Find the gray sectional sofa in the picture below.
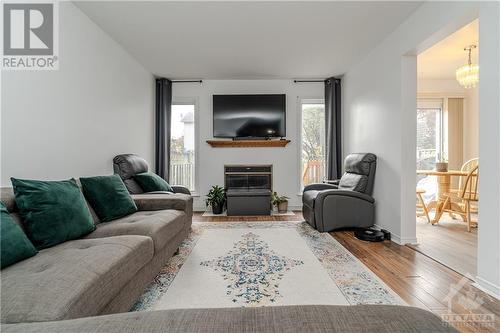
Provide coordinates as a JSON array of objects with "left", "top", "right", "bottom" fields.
[
  {"left": 0, "top": 188, "right": 193, "bottom": 324},
  {"left": 0, "top": 185, "right": 456, "bottom": 332},
  {"left": 1, "top": 304, "right": 457, "bottom": 332}
]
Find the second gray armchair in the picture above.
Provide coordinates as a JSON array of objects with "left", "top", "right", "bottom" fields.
[
  {"left": 302, "top": 153, "right": 377, "bottom": 232},
  {"left": 113, "top": 154, "right": 191, "bottom": 195}
]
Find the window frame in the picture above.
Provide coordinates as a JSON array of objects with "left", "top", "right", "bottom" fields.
[
  {"left": 297, "top": 97, "right": 326, "bottom": 195},
  {"left": 416, "top": 98, "right": 445, "bottom": 170},
  {"left": 171, "top": 97, "right": 199, "bottom": 196}
]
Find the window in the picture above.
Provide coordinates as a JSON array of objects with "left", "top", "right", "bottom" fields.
[
  {"left": 300, "top": 99, "right": 326, "bottom": 188},
  {"left": 416, "top": 99, "right": 444, "bottom": 172},
  {"left": 170, "top": 102, "right": 196, "bottom": 191}
]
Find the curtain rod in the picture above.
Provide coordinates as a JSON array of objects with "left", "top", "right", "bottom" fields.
[
  {"left": 293, "top": 79, "right": 324, "bottom": 83},
  {"left": 171, "top": 80, "right": 203, "bottom": 83}
]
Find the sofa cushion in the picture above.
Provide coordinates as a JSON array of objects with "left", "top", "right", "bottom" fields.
[
  {"left": 0, "top": 235, "right": 153, "bottom": 323},
  {"left": 3, "top": 186, "right": 101, "bottom": 225},
  {"left": 0, "top": 203, "right": 37, "bottom": 269},
  {"left": 132, "top": 193, "right": 192, "bottom": 213},
  {"left": 134, "top": 172, "right": 174, "bottom": 193},
  {"left": 85, "top": 210, "right": 186, "bottom": 253},
  {"left": 0, "top": 305, "right": 457, "bottom": 333},
  {"left": 80, "top": 175, "right": 137, "bottom": 222},
  {"left": 11, "top": 178, "right": 95, "bottom": 250},
  {"left": 302, "top": 190, "right": 320, "bottom": 208},
  {"left": 338, "top": 173, "right": 368, "bottom": 193}
]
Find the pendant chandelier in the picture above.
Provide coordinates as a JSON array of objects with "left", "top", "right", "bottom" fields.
[{"left": 456, "top": 45, "right": 479, "bottom": 89}]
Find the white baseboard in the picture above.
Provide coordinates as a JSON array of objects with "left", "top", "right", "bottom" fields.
[
  {"left": 391, "top": 235, "right": 418, "bottom": 245},
  {"left": 473, "top": 276, "right": 500, "bottom": 300},
  {"left": 373, "top": 224, "right": 417, "bottom": 245}
]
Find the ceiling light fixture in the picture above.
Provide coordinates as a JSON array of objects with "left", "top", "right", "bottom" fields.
[{"left": 456, "top": 45, "right": 479, "bottom": 89}]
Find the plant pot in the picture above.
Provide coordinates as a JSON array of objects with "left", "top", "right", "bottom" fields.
[
  {"left": 211, "top": 202, "right": 224, "bottom": 215},
  {"left": 435, "top": 162, "right": 448, "bottom": 172},
  {"left": 277, "top": 201, "right": 288, "bottom": 214}
]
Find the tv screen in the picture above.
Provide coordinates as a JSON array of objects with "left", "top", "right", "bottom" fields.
[{"left": 213, "top": 94, "right": 286, "bottom": 138}]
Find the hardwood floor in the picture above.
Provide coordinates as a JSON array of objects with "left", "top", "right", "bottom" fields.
[
  {"left": 332, "top": 231, "right": 498, "bottom": 333},
  {"left": 192, "top": 211, "right": 499, "bottom": 333},
  {"left": 409, "top": 216, "right": 477, "bottom": 276},
  {"left": 193, "top": 211, "right": 304, "bottom": 222}
]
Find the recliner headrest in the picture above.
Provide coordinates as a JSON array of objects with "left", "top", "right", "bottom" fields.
[
  {"left": 344, "top": 153, "right": 377, "bottom": 175},
  {"left": 113, "top": 154, "right": 149, "bottom": 180}
]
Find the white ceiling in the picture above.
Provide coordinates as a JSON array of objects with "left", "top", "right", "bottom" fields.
[
  {"left": 418, "top": 19, "right": 479, "bottom": 80},
  {"left": 74, "top": 1, "right": 422, "bottom": 79}
]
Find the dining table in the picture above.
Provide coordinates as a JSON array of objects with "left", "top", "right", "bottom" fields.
[{"left": 416, "top": 169, "right": 470, "bottom": 224}]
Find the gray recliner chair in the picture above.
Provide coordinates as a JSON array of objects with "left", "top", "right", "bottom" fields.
[
  {"left": 302, "top": 153, "right": 376, "bottom": 232},
  {"left": 113, "top": 154, "right": 191, "bottom": 195}
]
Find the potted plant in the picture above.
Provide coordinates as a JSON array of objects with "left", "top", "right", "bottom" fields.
[
  {"left": 206, "top": 185, "right": 226, "bottom": 214},
  {"left": 435, "top": 153, "right": 448, "bottom": 172},
  {"left": 271, "top": 192, "right": 290, "bottom": 213}
]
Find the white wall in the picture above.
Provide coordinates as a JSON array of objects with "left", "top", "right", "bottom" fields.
[
  {"left": 342, "top": 1, "right": 479, "bottom": 242},
  {"left": 476, "top": 1, "right": 500, "bottom": 299},
  {"left": 172, "top": 80, "right": 323, "bottom": 211},
  {"left": 418, "top": 78, "right": 468, "bottom": 93},
  {"left": 343, "top": 0, "right": 500, "bottom": 298},
  {"left": 1, "top": 2, "right": 154, "bottom": 185},
  {"left": 417, "top": 78, "right": 479, "bottom": 162}
]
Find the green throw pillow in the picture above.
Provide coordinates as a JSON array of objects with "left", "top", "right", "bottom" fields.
[
  {"left": 80, "top": 175, "right": 137, "bottom": 222},
  {"left": 1, "top": 202, "right": 37, "bottom": 269},
  {"left": 134, "top": 172, "right": 174, "bottom": 192},
  {"left": 11, "top": 178, "right": 95, "bottom": 250}
]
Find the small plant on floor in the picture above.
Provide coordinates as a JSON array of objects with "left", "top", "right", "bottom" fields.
[
  {"left": 271, "top": 192, "right": 290, "bottom": 213},
  {"left": 206, "top": 185, "right": 226, "bottom": 214}
]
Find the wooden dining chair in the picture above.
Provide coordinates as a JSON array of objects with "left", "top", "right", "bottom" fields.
[
  {"left": 457, "top": 158, "right": 479, "bottom": 213},
  {"left": 442, "top": 165, "right": 479, "bottom": 232},
  {"left": 416, "top": 189, "right": 431, "bottom": 223}
]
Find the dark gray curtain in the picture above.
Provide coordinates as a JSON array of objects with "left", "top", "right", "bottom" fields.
[
  {"left": 325, "top": 77, "right": 342, "bottom": 180},
  {"left": 155, "top": 78, "right": 172, "bottom": 180}
]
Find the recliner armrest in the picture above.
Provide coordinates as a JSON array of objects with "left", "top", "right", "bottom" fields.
[
  {"left": 316, "top": 189, "right": 375, "bottom": 203},
  {"left": 171, "top": 185, "right": 191, "bottom": 195},
  {"left": 131, "top": 193, "right": 193, "bottom": 216},
  {"left": 303, "top": 183, "right": 338, "bottom": 192},
  {"left": 323, "top": 179, "right": 340, "bottom": 186}
]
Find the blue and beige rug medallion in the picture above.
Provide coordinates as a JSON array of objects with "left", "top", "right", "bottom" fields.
[
  {"left": 200, "top": 232, "right": 303, "bottom": 305},
  {"left": 132, "top": 222, "right": 404, "bottom": 311}
]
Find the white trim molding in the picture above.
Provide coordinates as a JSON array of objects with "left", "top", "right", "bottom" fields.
[
  {"left": 473, "top": 276, "right": 500, "bottom": 301},
  {"left": 392, "top": 235, "right": 419, "bottom": 246},
  {"left": 374, "top": 224, "right": 418, "bottom": 245}
]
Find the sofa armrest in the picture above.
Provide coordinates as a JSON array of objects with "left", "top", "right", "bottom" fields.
[
  {"left": 316, "top": 190, "right": 375, "bottom": 203},
  {"left": 171, "top": 185, "right": 191, "bottom": 195},
  {"left": 303, "top": 183, "right": 338, "bottom": 192},
  {"left": 131, "top": 194, "right": 193, "bottom": 217}
]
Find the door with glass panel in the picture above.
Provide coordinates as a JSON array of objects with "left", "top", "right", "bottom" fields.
[
  {"left": 170, "top": 102, "right": 195, "bottom": 191},
  {"left": 300, "top": 99, "right": 326, "bottom": 188}
]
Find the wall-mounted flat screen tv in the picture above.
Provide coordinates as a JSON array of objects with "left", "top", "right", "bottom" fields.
[{"left": 213, "top": 94, "right": 286, "bottom": 138}]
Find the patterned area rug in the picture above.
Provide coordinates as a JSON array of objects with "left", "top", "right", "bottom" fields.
[{"left": 131, "top": 222, "right": 404, "bottom": 311}]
